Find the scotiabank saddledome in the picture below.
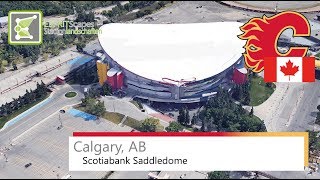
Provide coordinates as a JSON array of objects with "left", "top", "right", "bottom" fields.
[{"left": 97, "top": 22, "right": 247, "bottom": 103}]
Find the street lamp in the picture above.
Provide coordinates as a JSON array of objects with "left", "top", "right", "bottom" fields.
[
  {"left": 58, "top": 114, "right": 63, "bottom": 128},
  {"left": 58, "top": 110, "right": 65, "bottom": 130},
  {"left": 4, "top": 153, "right": 8, "bottom": 162}
]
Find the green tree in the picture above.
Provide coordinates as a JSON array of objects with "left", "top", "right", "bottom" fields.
[
  {"left": 191, "top": 114, "right": 197, "bottom": 125},
  {"left": 208, "top": 171, "right": 229, "bottom": 179},
  {"left": 249, "top": 106, "right": 254, "bottom": 117},
  {"left": 12, "top": 60, "right": 18, "bottom": 70},
  {"left": 308, "top": 131, "right": 320, "bottom": 151},
  {"left": 76, "top": 42, "right": 86, "bottom": 52},
  {"left": 316, "top": 112, "right": 320, "bottom": 125},
  {"left": 92, "top": 100, "right": 106, "bottom": 117},
  {"left": 177, "top": 108, "right": 186, "bottom": 125},
  {"left": 42, "top": 53, "right": 49, "bottom": 61},
  {"left": 243, "top": 94, "right": 250, "bottom": 105},
  {"left": 158, "top": 1, "right": 166, "bottom": 7},
  {"left": 201, "top": 119, "right": 205, "bottom": 132},
  {"left": 24, "top": 89, "right": 31, "bottom": 104},
  {"left": 30, "top": 54, "right": 38, "bottom": 64},
  {"left": 101, "top": 82, "right": 112, "bottom": 96},
  {"left": 185, "top": 108, "right": 190, "bottom": 125},
  {"left": 82, "top": 97, "right": 105, "bottom": 117},
  {"left": 140, "top": 118, "right": 160, "bottom": 132},
  {"left": 0, "top": 60, "right": 4, "bottom": 74},
  {"left": 266, "top": 82, "right": 273, "bottom": 88},
  {"left": 165, "top": 121, "right": 184, "bottom": 132},
  {"left": 232, "top": 85, "right": 240, "bottom": 101}
]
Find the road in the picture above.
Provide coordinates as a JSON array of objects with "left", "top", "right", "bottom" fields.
[
  {"left": 0, "top": 84, "right": 84, "bottom": 146},
  {"left": 287, "top": 81, "right": 320, "bottom": 132},
  {"left": 254, "top": 80, "right": 320, "bottom": 132}
]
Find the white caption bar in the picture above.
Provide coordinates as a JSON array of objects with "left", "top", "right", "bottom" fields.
[{"left": 69, "top": 134, "right": 306, "bottom": 171}]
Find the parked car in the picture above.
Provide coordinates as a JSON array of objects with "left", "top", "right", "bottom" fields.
[{"left": 25, "top": 163, "right": 32, "bottom": 168}]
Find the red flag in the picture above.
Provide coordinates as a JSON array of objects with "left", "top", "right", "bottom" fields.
[{"left": 264, "top": 57, "right": 315, "bottom": 82}]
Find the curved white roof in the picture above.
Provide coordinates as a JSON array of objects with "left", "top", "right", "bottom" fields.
[{"left": 98, "top": 22, "right": 245, "bottom": 82}]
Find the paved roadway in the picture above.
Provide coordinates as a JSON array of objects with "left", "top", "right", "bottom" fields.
[
  {"left": 0, "top": 84, "right": 135, "bottom": 179},
  {"left": 287, "top": 81, "right": 320, "bottom": 132},
  {"left": 0, "top": 84, "right": 84, "bottom": 146}
]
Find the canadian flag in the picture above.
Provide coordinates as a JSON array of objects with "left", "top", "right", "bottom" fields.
[{"left": 264, "top": 57, "right": 315, "bottom": 82}]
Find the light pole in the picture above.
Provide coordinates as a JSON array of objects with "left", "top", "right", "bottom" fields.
[
  {"left": 4, "top": 153, "right": 8, "bottom": 162},
  {"left": 58, "top": 110, "right": 65, "bottom": 130},
  {"left": 59, "top": 114, "right": 63, "bottom": 128}
]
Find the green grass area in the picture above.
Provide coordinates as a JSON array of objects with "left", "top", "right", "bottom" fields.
[
  {"left": 249, "top": 76, "right": 275, "bottom": 106},
  {"left": 75, "top": 105, "right": 125, "bottom": 125},
  {"left": 155, "top": 124, "right": 165, "bottom": 132},
  {"left": 102, "top": 111, "right": 125, "bottom": 125},
  {"left": 65, "top": 91, "right": 77, "bottom": 98},
  {"left": 123, "top": 116, "right": 142, "bottom": 130},
  {"left": 123, "top": 116, "right": 164, "bottom": 132},
  {"left": 0, "top": 94, "right": 50, "bottom": 128}
]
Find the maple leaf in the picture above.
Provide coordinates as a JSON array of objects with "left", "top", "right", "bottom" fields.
[{"left": 280, "top": 60, "right": 299, "bottom": 81}]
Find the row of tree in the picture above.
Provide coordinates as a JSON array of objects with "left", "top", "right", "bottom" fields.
[
  {"left": 0, "top": 1, "right": 115, "bottom": 17},
  {"left": 0, "top": 81, "right": 48, "bottom": 117},
  {"left": 102, "top": 1, "right": 170, "bottom": 20},
  {"left": 78, "top": 82, "right": 113, "bottom": 117},
  {"left": 199, "top": 88, "right": 266, "bottom": 132},
  {"left": 80, "top": 97, "right": 106, "bottom": 117},
  {"left": 103, "top": 1, "right": 155, "bottom": 18},
  {"left": 231, "top": 82, "right": 250, "bottom": 105},
  {"left": 309, "top": 131, "right": 320, "bottom": 151}
]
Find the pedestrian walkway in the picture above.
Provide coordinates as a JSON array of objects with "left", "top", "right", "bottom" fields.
[{"left": 67, "top": 108, "right": 97, "bottom": 121}]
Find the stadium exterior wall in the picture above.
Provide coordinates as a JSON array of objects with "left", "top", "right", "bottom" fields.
[{"left": 99, "top": 50, "right": 245, "bottom": 103}]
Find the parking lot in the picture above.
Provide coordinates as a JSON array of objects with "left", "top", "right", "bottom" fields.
[{"left": 0, "top": 109, "right": 131, "bottom": 179}]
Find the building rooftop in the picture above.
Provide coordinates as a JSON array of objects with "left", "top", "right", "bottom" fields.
[{"left": 98, "top": 22, "right": 245, "bottom": 83}]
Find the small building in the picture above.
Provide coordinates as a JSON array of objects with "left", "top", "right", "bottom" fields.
[
  {"left": 56, "top": 75, "right": 66, "bottom": 85},
  {"left": 232, "top": 67, "right": 247, "bottom": 84},
  {"left": 107, "top": 68, "right": 124, "bottom": 90}
]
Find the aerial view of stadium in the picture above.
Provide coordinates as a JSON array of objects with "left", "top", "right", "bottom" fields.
[
  {"left": 0, "top": 1, "right": 319, "bottom": 179},
  {"left": 97, "top": 22, "right": 247, "bottom": 103}
]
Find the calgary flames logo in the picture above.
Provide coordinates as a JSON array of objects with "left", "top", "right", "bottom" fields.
[{"left": 238, "top": 11, "right": 311, "bottom": 72}]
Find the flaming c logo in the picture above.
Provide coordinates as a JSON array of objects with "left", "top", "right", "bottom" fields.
[{"left": 238, "top": 11, "right": 311, "bottom": 72}]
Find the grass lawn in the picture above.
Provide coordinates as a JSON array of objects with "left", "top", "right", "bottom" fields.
[
  {"left": 0, "top": 94, "right": 50, "bottom": 128},
  {"left": 249, "top": 76, "right": 275, "bottom": 106},
  {"left": 102, "top": 111, "right": 125, "bottom": 125},
  {"left": 122, "top": 117, "right": 165, "bottom": 132},
  {"left": 123, "top": 116, "right": 142, "bottom": 130},
  {"left": 65, "top": 91, "right": 77, "bottom": 98},
  {"left": 155, "top": 124, "right": 165, "bottom": 132},
  {"left": 75, "top": 105, "right": 125, "bottom": 125}
]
